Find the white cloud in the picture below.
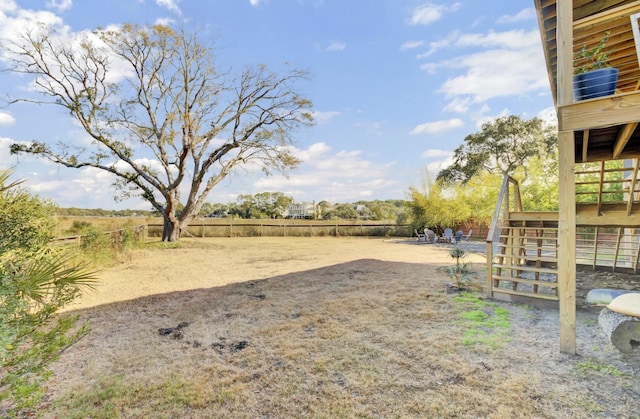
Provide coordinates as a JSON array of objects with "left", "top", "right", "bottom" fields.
[
  {"left": 455, "top": 29, "right": 538, "bottom": 50},
  {"left": 427, "top": 30, "right": 548, "bottom": 106},
  {"left": 419, "top": 61, "right": 442, "bottom": 74},
  {"left": 290, "top": 142, "right": 332, "bottom": 161},
  {"left": 409, "top": 2, "right": 460, "bottom": 26},
  {"left": 421, "top": 149, "right": 454, "bottom": 159},
  {"left": 0, "top": 137, "right": 16, "bottom": 164},
  {"left": 154, "top": 17, "right": 175, "bottom": 26},
  {"left": 537, "top": 106, "right": 558, "bottom": 127},
  {"left": 410, "top": 118, "right": 463, "bottom": 135},
  {"left": 46, "top": 0, "right": 72, "bottom": 12},
  {"left": 426, "top": 157, "right": 453, "bottom": 175},
  {"left": 353, "top": 120, "right": 384, "bottom": 135},
  {"left": 497, "top": 8, "right": 535, "bottom": 24},
  {"left": 440, "top": 49, "right": 547, "bottom": 103},
  {"left": 0, "top": 1, "right": 18, "bottom": 13},
  {"left": 400, "top": 40, "right": 424, "bottom": 51},
  {"left": 416, "top": 31, "right": 460, "bottom": 59},
  {"left": 0, "top": 4, "right": 67, "bottom": 48},
  {"left": 155, "top": 0, "right": 181, "bottom": 14},
  {"left": 18, "top": 166, "right": 115, "bottom": 208},
  {"left": 443, "top": 98, "right": 471, "bottom": 114},
  {"left": 253, "top": 142, "right": 397, "bottom": 202},
  {"left": 0, "top": 112, "right": 15, "bottom": 125},
  {"left": 311, "top": 110, "right": 340, "bottom": 125},
  {"left": 249, "top": 0, "right": 261, "bottom": 6},
  {"left": 325, "top": 41, "right": 346, "bottom": 52}
]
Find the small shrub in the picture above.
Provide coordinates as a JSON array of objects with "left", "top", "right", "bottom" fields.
[
  {"left": 69, "top": 220, "right": 92, "bottom": 233},
  {"left": 79, "top": 226, "right": 113, "bottom": 265},
  {"left": 441, "top": 247, "right": 474, "bottom": 290}
]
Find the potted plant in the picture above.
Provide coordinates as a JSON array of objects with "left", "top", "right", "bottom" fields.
[{"left": 573, "top": 31, "right": 619, "bottom": 101}]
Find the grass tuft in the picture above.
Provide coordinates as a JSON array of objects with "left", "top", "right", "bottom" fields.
[{"left": 453, "top": 292, "right": 511, "bottom": 349}]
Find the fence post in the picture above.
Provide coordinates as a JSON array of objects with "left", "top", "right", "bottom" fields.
[{"left": 486, "top": 241, "right": 493, "bottom": 298}]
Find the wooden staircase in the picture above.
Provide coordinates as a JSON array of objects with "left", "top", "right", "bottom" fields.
[
  {"left": 486, "top": 162, "right": 640, "bottom": 303},
  {"left": 490, "top": 215, "right": 560, "bottom": 302}
]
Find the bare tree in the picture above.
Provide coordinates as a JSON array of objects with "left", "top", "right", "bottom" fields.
[{"left": 6, "top": 24, "right": 313, "bottom": 241}]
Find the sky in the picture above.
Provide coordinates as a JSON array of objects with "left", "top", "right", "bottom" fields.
[{"left": 0, "top": 0, "right": 555, "bottom": 210}]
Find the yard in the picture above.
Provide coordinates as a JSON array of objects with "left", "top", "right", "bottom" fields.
[{"left": 41, "top": 237, "right": 639, "bottom": 418}]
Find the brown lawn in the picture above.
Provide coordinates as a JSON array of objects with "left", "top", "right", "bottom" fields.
[{"left": 41, "top": 237, "right": 640, "bottom": 418}]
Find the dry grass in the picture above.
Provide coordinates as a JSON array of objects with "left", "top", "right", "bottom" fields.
[{"left": 40, "top": 238, "right": 639, "bottom": 418}]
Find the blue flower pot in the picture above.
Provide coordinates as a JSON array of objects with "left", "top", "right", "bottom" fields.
[{"left": 573, "top": 67, "right": 619, "bottom": 101}]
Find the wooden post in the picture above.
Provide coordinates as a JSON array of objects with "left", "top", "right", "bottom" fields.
[
  {"left": 593, "top": 226, "right": 600, "bottom": 269},
  {"left": 613, "top": 227, "right": 623, "bottom": 272},
  {"left": 558, "top": 132, "right": 577, "bottom": 354},
  {"left": 557, "top": 0, "right": 577, "bottom": 355},
  {"left": 486, "top": 241, "right": 493, "bottom": 298}
]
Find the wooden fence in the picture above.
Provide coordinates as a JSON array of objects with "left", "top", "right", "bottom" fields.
[
  {"left": 146, "top": 222, "right": 407, "bottom": 238},
  {"left": 50, "top": 224, "right": 146, "bottom": 247}
]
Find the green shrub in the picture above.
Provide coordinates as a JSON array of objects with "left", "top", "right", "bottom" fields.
[
  {"left": 0, "top": 171, "right": 95, "bottom": 416},
  {"left": 441, "top": 247, "right": 474, "bottom": 289},
  {"left": 69, "top": 220, "right": 92, "bottom": 233}
]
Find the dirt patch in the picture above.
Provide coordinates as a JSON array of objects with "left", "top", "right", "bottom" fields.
[{"left": 41, "top": 237, "right": 640, "bottom": 418}]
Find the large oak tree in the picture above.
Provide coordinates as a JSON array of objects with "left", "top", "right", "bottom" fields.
[
  {"left": 7, "top": 24, "right": 313, "bottom": 241},
  {"left": 436, "top": 115, "right": 556, "bottom": 185}
]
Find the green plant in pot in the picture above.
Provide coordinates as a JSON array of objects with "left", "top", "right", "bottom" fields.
[{"left": 573, "top": 31, "right": 619, "bottom": 101}]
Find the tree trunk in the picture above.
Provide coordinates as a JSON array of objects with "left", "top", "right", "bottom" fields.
[{"left": 162, "top": 219, "right": 181, "bottom": 242}]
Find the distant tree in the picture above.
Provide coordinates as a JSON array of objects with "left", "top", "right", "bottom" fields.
[
  {"left": 454, "top": 172, "right": 503, "bottom": 227},
  {"left": 231, "top": 195, "right": 262, "bottom": 219},
  {"left": 356, "top": 200, "right": 405, "bottom": 221},
  {"left": 198, "top": 202, "right": 217, "bottom": 217},
  {"left": 0, "top": 172, "right": 95, "bottom": 416},
  {"left": 437, "top": 116, "right": 556, "bottom": 184},
  {"left": 207, "top": 203, "right": 230, "bottom": 218},
  {"left": 409, "top": 151, "right": 561, "bottom": 237},
  {"left": 317, "top": 200, "right": 331, "bottom": 218},
  {"left": 328, "top": 203, "right": 359, "bottom": 219},
  {"left": 7, "top": 24, "right": 313, "bottom": 241},
  {"left": 407, "top": 176, "right": 468, "bottom": 234},
  {"left": 253, "top": 192, "right": 293, "bottom": 218},
  {"left": 518, "top": 152, "right": 560, "bottom": 211}
]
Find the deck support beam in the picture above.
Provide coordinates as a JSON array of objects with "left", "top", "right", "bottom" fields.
[
  {"left": 558, "top": 131, "right": 577, "bottom": 355},
  {"left": 557, "top": 0, "right": 576, "bottom": 355}
]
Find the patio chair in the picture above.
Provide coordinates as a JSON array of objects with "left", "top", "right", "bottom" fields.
[
  {"left": 462, "top": 229, "right": 473, "bottom": 242},
  {"left": 424, "top": 229, "right": 437, "bottom": 244},
  {"left": 442, "top": 228, "right": 454, "bottom": 243},
  {"left": 454, "top": 230, "right": 463, "bottom": 243}
]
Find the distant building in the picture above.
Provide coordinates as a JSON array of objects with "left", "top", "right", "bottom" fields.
[{"left": 286, "top": 201, "right": 317, "bottom": 219}]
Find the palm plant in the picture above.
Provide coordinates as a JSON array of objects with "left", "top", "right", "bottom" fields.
[{"left": 0, "top": 171, "right": 96, "bottom": 416}]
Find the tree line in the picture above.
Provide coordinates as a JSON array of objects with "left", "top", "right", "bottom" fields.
[{"left": 56, "top": 195, "right": 408, "bottom": 221}]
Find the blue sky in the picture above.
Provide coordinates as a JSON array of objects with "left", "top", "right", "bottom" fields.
[{"left": 0, "top": 0, "right": 555, "bottom": 210}]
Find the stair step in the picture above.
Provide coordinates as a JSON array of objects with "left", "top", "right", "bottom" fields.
[
  {"left": 492, "top": 275, "right": 558, "bottom": 288},
  {"left": 494, "top": 256, "right": 558, "bottom": 264},
  {"left": 491, "top": 288, "right": 559, "bottom": 301},
  {"left": 492, "top": 264, "right": 558, "bottom": 275}
]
